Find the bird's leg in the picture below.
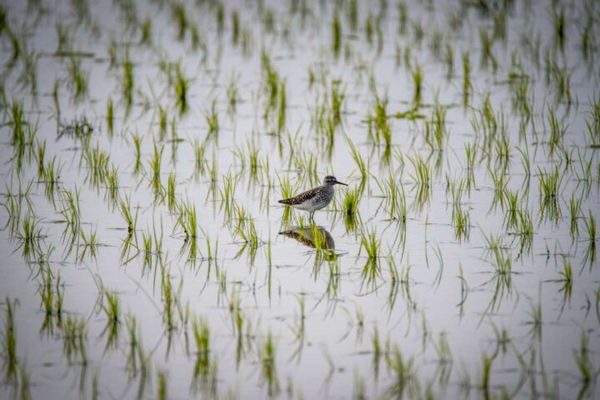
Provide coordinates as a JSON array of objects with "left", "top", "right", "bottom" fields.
[{"left": 309, "top": 212, "right": 315, "bottom": 223}]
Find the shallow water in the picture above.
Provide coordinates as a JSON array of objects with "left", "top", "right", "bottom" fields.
[{"left": 1, "top": 0, "right": 599, "bottom": 399}]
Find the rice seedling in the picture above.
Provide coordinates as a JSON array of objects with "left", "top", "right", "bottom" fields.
[
  {"left": 479, "top": 28, "right": 497, "bottom": 70},
  {"left": 464, "top": 142, "right": 476, "bottom": 192},
  {"left": 555, "top": 260, "right": 573, "bottom": 303},
  {"left": 368, "top": 95, "right": 392, "bottom": 154},
  {"left": 538, "top": 166, "right": 562, "bottom": 223},
  {"left": 424, "top": 101, "right": 447, "bottom": 150},
  {"left": 105, "top": 165, "right": 119, "bottom": 207},
  {"left": 59, "top": 187, "right": 81, "bottom": 244},
  {"left": 226, "top": 73, "right": 239, "bottom": 114},
  {"left": 83, "top": 143, "right": 110, "bottom": 189},
  {"left": 547, "top": 108, "right": 566, "bottom": 157},
  {"left": 583, "top": 210, "right": 597, "bottom": 267},
  {"left": 105, "top": 97, "right": 114, "bottom": 135},
  {"left": 176, "top": 201, "right": 198, "bottom": 240},
  {"left": 131, "top": 132, "right": 142, "bottom": 174},
  {"left": 34, "top": 139, "right": 46, "bottom": 179},
  {"left": 219, "top": 171, "right": 237, "bottom": 222},
  {"left": 101, "top": 290, "right": 120, "bottom": 350},
  {"left": 346, "top": 136, "right": 368, "bottom": 187},
  {"left": 408, "top": 154, "right": 431, "bottom": 209},
  {"left": 157, "top": 106, "right": 168, "bottom": 140},
  {"left": 277, "top": 79, "right": 287, "bottom": 134},
  {"left": 39, "top": 269, "right": 64, "bottom": 334},
  {"left": 483, "top": 233, "right": 512, "bottom": 277},
  {"left": 17, "top": 214, "right": 43, "bottom": 259},
  {"left": 233, "top": 205, "right": 260, "bottom": 261},
  {"left": 122, "top": 51, "right": 134, "bottom": 115},
  {"left": 167, "top": 172, "right": 176, "bottom": 212},
  {"left": 79, "top": 228, "right": 99, "bottom": 260},
  {"left": 174, "top": 63, "right": 190, "bottom": 115},
  {"left": 149, "top": 143, "right": 165, "bottom": 199},
  {"left": 583, "top": 209, "right": 596, "bottom": 242},
  {"left": 139, "top": 18, "right": 152, "bottom": 46},
  {"left": 360, "top": 229, "right": 382, "bottom": 286},
  {"left": 205, "top": 100, "right": 219, "bottom": 138},
  {"left": 66, "top": 57, "right": 88, "bottom": 103},
  {"left": 453, "top": 202, "right": 470, "bottom": 242},
  {"left": 342, "top": 187, "right": 361, "bottom": 230},
  {"left": 488, "top": 164, "right": 508, "bottom": 211},
  {"left": 568, "top": 195, "right": 581, "bottom": 238}
]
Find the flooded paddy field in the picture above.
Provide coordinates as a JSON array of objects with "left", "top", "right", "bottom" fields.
[{"left": 0, "top": 0, "right": 599, "bottom": 398}]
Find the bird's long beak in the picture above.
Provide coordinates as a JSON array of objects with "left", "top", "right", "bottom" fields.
[{"left": 335, "top": 180, "right": 348, "bottom": 186}]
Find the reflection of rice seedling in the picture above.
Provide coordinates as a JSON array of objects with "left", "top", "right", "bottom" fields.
[
  {"left": 385, "top": 345, "right": 415, "bottom": 398},
  {"left": 573, "top": 332, "right": 593, "bottom": 389},
  {"left": 192, "top": 317, "right": 214, "bottom": 387},
  {"left": 260, "top": 331, "right": 279, "bottom": 397},
  {"left": 2, "top": 298, "right": 19, "bottom": 382},
  {"left": 462, "top": 52, "right": 471, "bottom": 106},
  {"left": 480, "top": 353, "right": 494, "bottom": 398},
  {"left": 411, "top": 64, "right": 422, "bottom": 107},
  {"left": 157, "top": 370, "right": 167, "bottom": 400},
  {"left": 62, "top": 316, "right": 87, "bottom": 364},
  {"left": 122, "top": 52, "right": 134, "bottom": 114},
  {"left": 332, "top": 13, "right": 341, "bottom": 58},
  {"left": 227, "top": 74, "right": 239, "bottom": 113}
]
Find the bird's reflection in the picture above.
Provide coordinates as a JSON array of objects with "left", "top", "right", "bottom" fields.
[{"left": 279, "top": 225, "right": 335, "bottom": 251}]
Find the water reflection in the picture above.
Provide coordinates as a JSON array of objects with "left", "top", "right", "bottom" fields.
[{"left": 279, "top": 225, "right": 335, "bottom": 251}]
